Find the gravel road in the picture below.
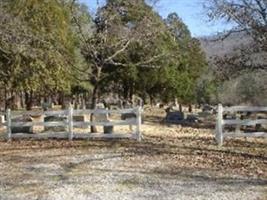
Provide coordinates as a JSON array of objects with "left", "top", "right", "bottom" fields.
[{"left": 0, "top": 130, "right": 266, "bottom": 200}]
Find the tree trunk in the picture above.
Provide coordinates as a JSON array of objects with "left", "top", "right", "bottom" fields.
[
  {"left": 179, "top": 104, "right": 183, "bottom": 112},
  {"left": 20, "top": 92, "right": 25, "bottom": 109},
  {"left": 188, "top": 104, "right": 192, "bottom": 113},
  {"left": 123, "top": 82, "right": 129, "bottom": 100},
  {"left": 81, "top": 94, "right": 86, "bottom": 109},
  {"left": 25, "top": 91, "right": 33, "bottom": 110},
  {"left": 59, "top": 92, "right": 66, "bottom": 109},
  {"left": 141, "top": 94, "right": 146, "bottom": 105},
  {"left": 149, "top": 95, "right": 154, "bottom": 106},
  {"left": 90, "top": 66, "right": 103, "bottom": 133},
  {"left": 129, "top": 83, "right": 134, "bottom": 103},
  {"left": 13, "top": 92, "right": 21, "bottom": 109},
  {"left": 74, "top": 94, "right": 79, "bottom": 109},
  {"left": 4, "top": 88, "right": 8, "bottom": 110},
  {"left": 90, "top": 84, "right": 98, "bottom": 133}
]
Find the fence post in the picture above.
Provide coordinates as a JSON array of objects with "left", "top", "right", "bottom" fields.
[
  {"left": 68, "top": 106, "right": 73, "bottom": 141},
  {"left": 235, "top": 113, "right": 241, "bottom": 134},
  {"left": 216, "top": 104, "right": 223, "bottom": 146},
  {"left": 6, "top": 109, "right": 12, "bottom": 141},
  {"left": 136, "top": 106, "right": 142, "bottom": 141}
]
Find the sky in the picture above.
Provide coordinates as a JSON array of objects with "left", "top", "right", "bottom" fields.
[{"left": 79, "top": 0, "right": 233, "bottom": 37}]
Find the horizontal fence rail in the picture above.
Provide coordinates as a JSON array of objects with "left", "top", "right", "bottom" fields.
[
  {"left": 10, "top": 121, "right": 66, "bottom": 127},
  {"left": 1, "top": 107, "right": 142, "bottom": 141},
  {"left": 223, "top": 106, "right": 267, "bottom": 112},
  {"left": 215, "top": 104, "right": 267, "bottom": 145}
]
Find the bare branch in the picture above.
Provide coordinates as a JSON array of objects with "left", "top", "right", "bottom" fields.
[{"left": 104, "top": 39, "right": 132, "bottom": 63}]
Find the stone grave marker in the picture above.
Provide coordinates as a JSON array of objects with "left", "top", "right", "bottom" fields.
[
  {"left": 94, "top": 109, "right": 113, "bottom": 134},
  {"left": 165, "top": 111, "right": 184, "bottom": 124}
]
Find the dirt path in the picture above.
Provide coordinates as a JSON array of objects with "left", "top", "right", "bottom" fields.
[{"left": 0, "top": 120, "right": 266, "bottom": 200}]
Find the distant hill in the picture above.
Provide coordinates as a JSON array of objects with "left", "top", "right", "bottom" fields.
[
  {"left": 199, "top": 32, "right": 267, "bottom": 67},
  {"left": 199, "top": 32, "right": 252, "bottom": 58}
]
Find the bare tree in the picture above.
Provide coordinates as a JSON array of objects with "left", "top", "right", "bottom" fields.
[
  {"left": 203, "top": 0, "right": 267, "bottom": 105},
  {"left": 204, "top": 0, "right": 267, "bottom": 50}
]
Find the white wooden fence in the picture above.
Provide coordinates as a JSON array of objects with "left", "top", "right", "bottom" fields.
[
  {"left": 216, "top": 104, "right": 267, "bottom": 145},
  {"left": 1, "top": 107, "right": 142, "bottom": 141}
]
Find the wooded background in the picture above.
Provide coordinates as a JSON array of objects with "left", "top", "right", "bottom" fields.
[{"left": 0, "top": 0, "right": 266, "bottom": 110}]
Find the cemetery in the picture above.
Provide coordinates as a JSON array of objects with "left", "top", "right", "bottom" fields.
[
  {"left": 0, "top": 103, "right": 266, "bottom": 200},
  {"left": 0, "top": 0, "right": 266, "bottom": 199}
]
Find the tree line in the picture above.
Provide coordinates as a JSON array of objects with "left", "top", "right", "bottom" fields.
[
  {"left": 0, "top": 0, "right": 207, "bottom": 110},
  {"left": 2, "top": 0, "right": 265, "bottom": 110}
]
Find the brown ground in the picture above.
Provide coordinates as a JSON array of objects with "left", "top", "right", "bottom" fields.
[{"left": 0, "top": 107, "right": 266, "bottom": 200}]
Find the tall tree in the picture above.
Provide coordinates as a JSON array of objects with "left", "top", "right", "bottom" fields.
[
  {"left": 0, "top": 0, "right": 76, "bottom": 109},
  {"left": 73, "top": 0, "right": 175, "bottom": 106},
  {"left": 165, "top": 12, "right": 207, "bottom": 105}
]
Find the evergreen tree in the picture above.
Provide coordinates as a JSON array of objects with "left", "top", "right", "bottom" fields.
[
  {"left": 0, "top": 0, "right": 77, "bottom": 109},
  {"left": 165, "top": 12, "right": 207, "bottom": 105}
]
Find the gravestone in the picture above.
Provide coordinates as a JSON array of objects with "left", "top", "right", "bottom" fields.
[
  {"left": 121, "top": 113, "right": 136, "bottom": 120},
  {"left": 73, "top": 115, "right": 90, "bottom": 129},
  {"left": 118, "top": 100, "right": 123, "bottom": 109},
  {"left": 122, "top": 100, "right": 132, "bottom": 109},
  {"left": 30, "top": 114, "right": 45, "bottom": 133},
  {"left": 256, "top": 113, "right": 267, "bottom": 130},
  {"left": 121, "top": 112, "right": 137, "bottom": 131},
  {"left": 96, "top": 103, "right": 105, "bottom": 109},
  {"left": 202, "top": 104, "right": 215, "bottom": 114},
  {"left": 103, "top": 125, "right": 113, "bottom": 134},
  {"left": 42, "top": 102, "right": 52, "bottom": 111},
  {"left": 11, "top": 116, "right": 32, "bottom": 133},
  {"left": 94, "top": 110, "right": 113, "bottom": 134},
  {"left": 11, "top": 114, "right": 44, "bottom": 134},
  {"left": 44, "top": 115, "right": 67, "bottom": 132},
  {"left": 165, "top": 111, "right": 184, "bottom": 124},
  {"left": 198, "top": 112, "right": 212, "bottom": 118},
  {"left": 0, "top": 115, "right": 5, "bottom": 126},
  {"left": 186, "top": 115, "right": 199, "bottom": 123}
]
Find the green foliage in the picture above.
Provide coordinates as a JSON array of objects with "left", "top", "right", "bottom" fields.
[
  {"left": 164, "top": 12, "right": 207, "bottom": 103},
  {"left": 195, "top": 67, "right": 218, "bottom": 104},
  {"left": 0, "top": 0, "right": 77, "bottom": 96},
  {"left": 0, "top": 0, "right": 208, "bottom": 107},
  {"left": 76, "top": 1, "right": 208, "bottom": 104},
  {"left": 101, "top": 1, "right": 183, "bottom": 101}
]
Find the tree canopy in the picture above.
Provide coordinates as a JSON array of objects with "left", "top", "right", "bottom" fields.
[
  {"left": 0, "top": 0, "right": 207, "bottom": 110},
  {"left": 0, "top": 0, "right": 79, "bottom": 109}
]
